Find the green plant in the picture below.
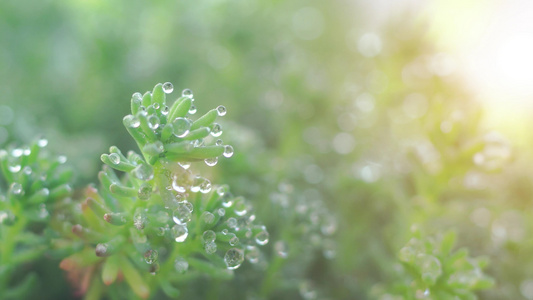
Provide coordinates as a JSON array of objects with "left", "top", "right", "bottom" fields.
[
  {"left": 372, "top": 229, "right": 494, "bottom": 300},
  {"left": 53, "top": 82, "right": 274, "bottom": 299},
  {"left": 0, "top": 83, "right": 279, "bottom": 299},
  {"left": 0, "top": 139, "right": 73, "bottom": 298}
]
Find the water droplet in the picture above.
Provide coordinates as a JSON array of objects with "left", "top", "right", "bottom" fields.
[
  {"left": 216, "top": 105, "right": 227, "bottom": 116},
  {"left": 178, "top": 162, "right": 191, "bottom": 169},
  {"left": 223, "top": 145, "right": 234, "bottom": 158},
  {"left": 217, "top": 208, "right": 226, "bottom": 217},
  {"left": 132, "top": 92, "right": 143, "bottom": 103},
  {"left": 210, "top": 123, "right": 222, "bottom": 137},
  {"left": 133, "top": 163, "right": 154, "bottom": 181},
  {"left": 255, "top": 230, "right": 269, "bottom": 245},
  {"left": 221, "top": 195, "right": 233, "bottom": 208},
  {"left": 56, "top": 156, "right": 67, "bottom": 164},
  {"left": 163, "top": 82, "right": 174, "bottom": 94},
  {"left": 148, "top": 115, "right": 160, "bottom": 130},
  {"left": 216, "top": 185, "right": 228, "bottom": 196},
  {"left": 10, "top": 182, "right": 23, "bottom": 195},
  {"left": 182, "top": 89, "right": 193, "bottom": 99},
  {"left": 162, "top": 106, "right": 170, "bottom": 115},
  {"left": 224, "top": 248, "right": 244, "bottom": 270},
  {"left": 191, "top": 176, "right": 211, "bottom": 193},
  {"left": 221, "top": 229, "right": 229, "bottom": 235},
  {"left": 229, "top": 235, "right": 239, "bottom": 246},
  {"left": 133, "top": 208, "right": 147, "bottom": 230},
  {"left": 124, "top": 115, "right": 140, "bottom": 128},
  {"left": 274, "top": 241, "right": 288, "bottom": 258},
  {"left": 234, "top": 198, "right": 248, "bottom": 216},
  {"left": 204, "top": 157, "right": 218, "bottom": 167},
  {"left": 193, "top": 138, "right": 204, "bottom": 147},
  {"left": 8, "top": 165, "right": 21, "bottom": 173},
  {"left": 202, "top": 211, "right": 215, "bottom": 224},
  {"left": 37, "top": 138, "right": 48, "bottom": 147},
  {"left": 172, "top": 176, "right": 187, "bottom": 193},
  {"left": 109, "top": 153, "right": 121, "bottom": 165},
  {"left": 172, "top": 201, "right": 192, "bottom": 225},
  {"left": 152, "top": 103, "right": 160, "bottom": 110},
  {"left": 0, "top": 210, "right": 14, "bottom": 224},
  {"left": 205, "top": 241, "right": 217, "bottom": 254},
  {"left": 172, "top": 117, "right": 191, "bottom": 138},
  {"left": 11, "top": 148, "right": 23, "bottom": 157},
  {"left": 203, "top": 230, "right": 216, "bottom": 243},
  {"left": 172, "top": 224, "right": 189, "bottom": 242},
  {"left": 144, "top": 249, "right": 158, "bottom": 264},
  {"left": 227, "top": 217, "right": 238, "bottom": 228},
  {"left": 188, "top": 105, "right": 197, "bottom": 115},
  {"left": 246, "top": 245, "right": 260, "bottom": 263},
  {"left": 174, "top": 257, "right": 188, "bottom": 273},
  {"left": 138, "top": 183, "right": 152, "bottom": 200},
  {"left": 216, "top": 139, "right": 223, "bottom": 146},
  {"left": 182, "top": 200, "right": 193, "bottom": 211}
]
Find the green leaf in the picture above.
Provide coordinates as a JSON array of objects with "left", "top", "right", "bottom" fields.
[
  {"left": 191, "top": 109, "right": 217, "bottom": 131},
  {"left": 102, "top": 255, "right": 120, "bottom": 285},
  {"left": 152, "top": 83, "right": 165, "bottom": 106},
  {"left": 141, "top": 91, "right": 152, "bottom": 107},
  {"left": 168, "top": 97, "right": 192, "bottom": 121},
  {"left": 439, "top": 231, "right": 456, "bottom": 255},
  {"left": 120, "top": 256, "right": 150, "bottom": 299},
  {"left": 183, "top": 127, "right": 211, "bottom": 141}
]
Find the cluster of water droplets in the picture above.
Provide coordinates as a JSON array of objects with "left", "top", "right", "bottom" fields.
[
  {"left": 122, "top": 82, "right": 234, "bottom": 169},
  {"left": 75, "top": 83, "right": 252, "bottom": 287},
  {"left": 389, "top": 232, "right": 493, "bottom": 298},
  {"left": 269, "top": 183, "right": 337, "bottom": 260},
  {"left": 0, "top": 138, "right": 72, "bottom": 222}
]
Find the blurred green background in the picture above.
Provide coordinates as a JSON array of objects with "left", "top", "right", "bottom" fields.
[{"left": 2, "top": 0, "right": 533, "bottom": 299}]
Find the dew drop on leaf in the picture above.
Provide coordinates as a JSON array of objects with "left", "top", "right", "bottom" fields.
[
  {"left": 133, "top": 163, "right": 154, "bottom": 181},
  {"left": 138, "top": 183, "right": 152, "bottom": 200},
  {"left": 144, "top": 249, "right": 158, "bottom": 264},
  {"left": 203, "top": 230, "right": 216, "bottom": 243},
  {"left": 205, "top": 241, "right": 217, "bottom": 254},
  {"left": 202, "top": 211, "right": 215, "bottom": 224},
  {"left": 216, "top": 105, "right": 227, "bottom": 116},
  {"left": 204, "top": 157, "right": 218, "bottom": 167},
  {"left": 174, "top": 257, "right": 188, "bottom": 273},
  {"left": 162, "top": 82, "right": 174, "bottom": 94},
  {"left": 210, "top": 123, "right": 222, "bottom": 137},
  {"left": 182, "top": 88, "right": 194, "bottom": 99},
  {"left": 255, "top": 229, "right": 269, "bottom": 245},
  {"left": 223, "top": 145, "right": 234, "bottom": 158},
  {"left": 109, "top": 153, "right": 121, "bottom": 165},
  {"left": 172, "top": 224, "right": 188, "bottom": 242},
  {"left": 172, "top": 117, "right": 191, "bottom": 138},
  {"left": 224, "top": 248, "right": 244, "bottom": 270}
]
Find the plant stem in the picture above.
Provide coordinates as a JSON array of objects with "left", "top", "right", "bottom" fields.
[{"left": 0, "top": 208, "right": 27, "bottom": 294}]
